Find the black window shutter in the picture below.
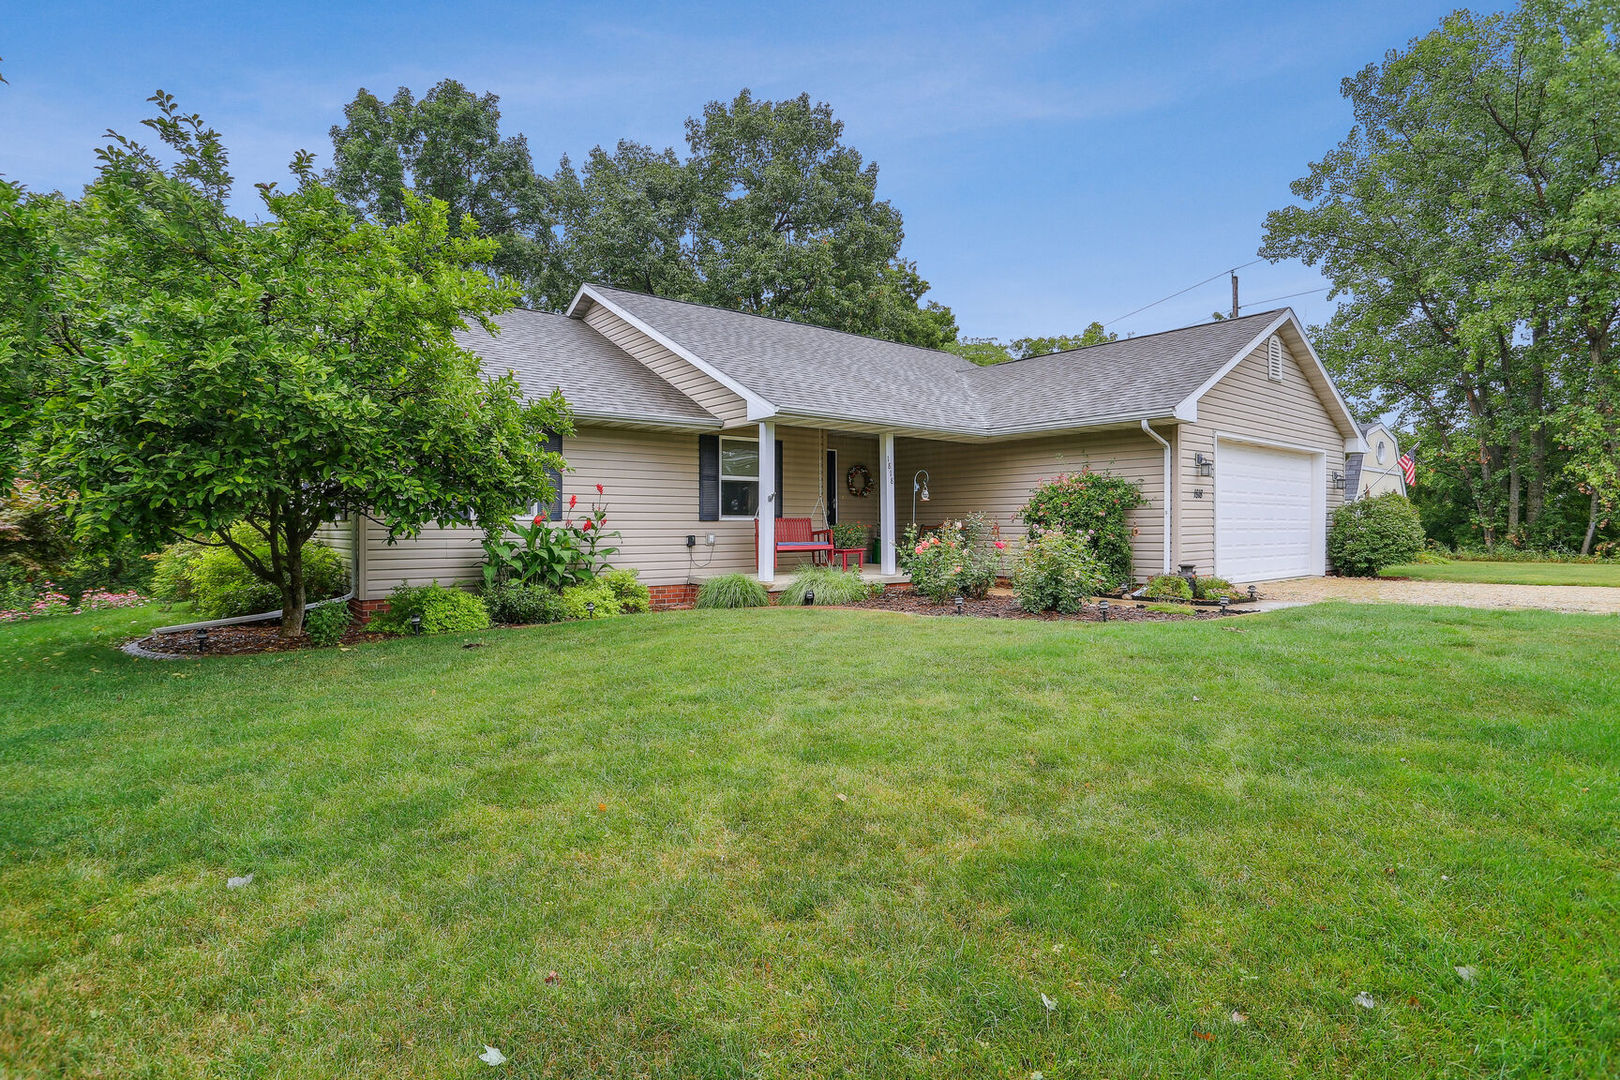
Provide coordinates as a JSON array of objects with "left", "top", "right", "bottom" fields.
[
  {"left": 775, "top": 439, "right": 784, "bottom": 518},
  {"left": 546, "top": 432, "right": 564, "bottom": 521},
  {"left": 698, "top": 434, "right": 719, "bottom": 521}
]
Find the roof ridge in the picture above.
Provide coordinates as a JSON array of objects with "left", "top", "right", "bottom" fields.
[
  {"left": 986, "top": 308, "right": 1290, "bottom": 368},
  {"left": 586, "top": 282, "right": 967, "bottom": 363}
]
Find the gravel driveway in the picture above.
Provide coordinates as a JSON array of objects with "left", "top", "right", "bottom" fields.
[{"left": 1247, "top": 576, "right": 1620, "bottom": 614}]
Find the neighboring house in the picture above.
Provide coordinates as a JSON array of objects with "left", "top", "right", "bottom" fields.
[
  {"left": 324, "top": 284, "right": 1365, "bottom": 611},
  {"left": 1342, "top": 421, "right": 1408, "bottom": 502}
]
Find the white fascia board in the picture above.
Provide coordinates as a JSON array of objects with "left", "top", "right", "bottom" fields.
[
  {"left": 1173, "top": 309, "right": 1362, "bottom": 443},
  {"left": 569, "top": 285, "right": 776, "bottom": 420},
  {"left": 1344, "top": 434, "right": 1368, "bottom": 454}
]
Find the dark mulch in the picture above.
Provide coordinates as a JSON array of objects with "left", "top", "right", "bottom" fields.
[
  {"left": 846, "top": 590, "right": 1241, "bottom": 622},
  {"left": 133, "top": 622, "right": 389, "bottom": 657}
]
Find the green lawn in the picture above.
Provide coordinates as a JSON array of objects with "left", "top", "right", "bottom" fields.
[
  {"left": 2, "top": 604, "right": 1616, "bottom": 1078},
  {"left": 1381, "top": 559, "right": 1620, "bottom": 587}
]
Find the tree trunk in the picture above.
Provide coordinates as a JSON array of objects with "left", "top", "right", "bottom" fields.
[
  {"left": 278, "top": 536, "right": 306, "bottom": 637},
  {"left": 1507, "top": 429, "right": 1521, "bottom": 541},
  {"left": 1581, "top": 489, "right": 1600, "bottom": 556},
  {"left": 1527, "top": 327, "right": 1547, "bottom": 528}
]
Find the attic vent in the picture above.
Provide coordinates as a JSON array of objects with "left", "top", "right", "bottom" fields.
[{"left": 1266, "top": 335, "right": 1284, "bottom": 382}]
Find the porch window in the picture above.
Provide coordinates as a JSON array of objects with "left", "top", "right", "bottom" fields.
[{"left": 720, "top": 436, "right": 759, "bottom": 518}]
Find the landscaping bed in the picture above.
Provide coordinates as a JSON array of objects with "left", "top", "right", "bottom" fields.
[
  {"left": 132, "top": 621, "right": 387, "bottom": 657},
  {"left": 848, "top": 589, "right": 1235, "bottom": 621}
]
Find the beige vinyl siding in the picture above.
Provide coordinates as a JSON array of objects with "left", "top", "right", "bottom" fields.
[
  {"left": 1176, "top": 334, "right": 1346, "bottom": 573},
  {"left": 826, "top": 433, "right": 881, "bottom": 535},
  {"left": 580, "top": 303, "right": 748, "bottom": 426},
  {"left": 360, "top": 423, "right": 827, "bottom": 595},
  {"left": 893, "top": 429, "right": 1166, "bottom": 580},
  {"left": 312, "top": 518, "right": 356, "bottom": 572},
  {"left": 1355, "top": 424, "right": 1407, "bottom": 500}
]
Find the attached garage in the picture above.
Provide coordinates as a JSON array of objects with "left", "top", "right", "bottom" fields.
[{"left": 1213, "top": 439, "right": 1327, "bottom": 582}]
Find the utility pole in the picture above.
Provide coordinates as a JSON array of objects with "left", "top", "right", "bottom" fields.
[{"left": 1230, "top": 271, "right": 1239, "bottom": 320}]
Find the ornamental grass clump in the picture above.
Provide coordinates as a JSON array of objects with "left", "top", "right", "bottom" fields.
[
  {"left": 779, "top": 566, "right": 875, "bottom": 606},
  {"left": 901, "top": 513, "right": 1003, "bottom": 604},
  {"left": 695, "top": 574, "right": 770, "bottom": 609},
  {"left": 1012, "top": 529, "right": 1109, "bottom": 613},
  {"left": 1020, "top": 470, "right": 1144, "bottom": 590}
]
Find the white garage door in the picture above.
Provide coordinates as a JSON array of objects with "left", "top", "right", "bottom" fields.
[{"left": 1216, "top": 441, "right": 1318, "bottom": 581}]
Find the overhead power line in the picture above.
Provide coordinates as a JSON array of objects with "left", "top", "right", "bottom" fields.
[
  {"left": 1240, "top": 286, "right": 1329, "bottom": 310},
  {"left": 1105, "top": 260, "right": 1262, "bottom": 328}
]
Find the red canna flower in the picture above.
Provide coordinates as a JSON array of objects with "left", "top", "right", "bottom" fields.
[
  {"left": 595, "top": 483, "right": 604, "bottom": 494},
  {"left": 568, "top": 494, "right": 578, "bottom": 509},
  {"left": 532, "top": 515, "right": 542, "bottom": 526},
  {"left": 581, "top": 519, "right": 593, "bottom": 531}
]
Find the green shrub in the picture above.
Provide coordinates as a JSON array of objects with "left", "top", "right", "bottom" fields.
[
  {"left": 830, "top": 521, "right": 869, "bottom": 551},
  {"left": 1020, "top": 470, "right": 1144, "bottom": 589},
  {"left": 902, "top": 513, "right": 1003, "bottom": 603},
  {"left": 601, "top": 568, "right": 651, "bottom": 613},
  {"left": 1144, "top": 574, "right": 1192, "bottom": 601},
  {"left": 1012, "top": 529, "right": 1109, "bottom": 613},
  {"left": 302, "top": 602, "right": 352, "bottom": 646},
  {"left": 151, "top": 537, "right": 211, "bottom": 608},
  {"left": 696, "top": 574, "right": 770, "bottom": 609},
  {"left": 1329, "top": 493, "right": 1426, "bottom": 577},
  {"left": 1192, "top": 575, "right": 1238, "bottom": 601},
  {"left": 372, "top": 582, "right": 491, "bottom": 635},
  {"left": 560, "top": 578, "right": 622, "bottom": 619},
  {"left": 483, "top": 582, "right": 566, "bottom": 625},
  {"left": 189, "top": 539, "right": 347, "bottom": 619},
  {"left": 778, "top": 566, "right": 874, "bottom": 606}
]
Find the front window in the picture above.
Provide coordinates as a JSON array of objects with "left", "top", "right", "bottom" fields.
[{"left": 720, "top": 436, "right": 759, "bottom": 518}]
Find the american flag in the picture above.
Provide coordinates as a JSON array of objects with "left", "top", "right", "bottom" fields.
[{"left": 1398, "top": 445, "right": 1417, "bottom": 486}]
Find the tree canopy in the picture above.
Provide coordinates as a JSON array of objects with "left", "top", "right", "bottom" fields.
[
  {"left": 331, "top": 86, "right": 958, "bottom": 348},
  {"left": 946, "top": 322, "right": 1117, "bottom": 366},
  {"left": 1262, "top": 0, "right": 1620, "bottom": 553},
  {"left": 8, "top": 93, "right": 569, "bottom": 633}
]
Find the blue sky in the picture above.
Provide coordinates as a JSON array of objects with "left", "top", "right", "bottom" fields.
[{"left": 3, "top": 0, "right": 1491, "bottom": 339}]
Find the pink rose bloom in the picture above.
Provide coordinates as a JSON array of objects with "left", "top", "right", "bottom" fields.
[{"left": 994, "top": 540, "right": 1007, "bottom": 549}]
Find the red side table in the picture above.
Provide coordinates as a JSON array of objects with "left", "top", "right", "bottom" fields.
[{"left": 833, "top": 548, "right": 866, "bottom": 571}]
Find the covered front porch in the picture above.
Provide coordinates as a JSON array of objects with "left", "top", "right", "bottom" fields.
[{"left": 735, "top": 418, "right": 1168, "bottom": 586}]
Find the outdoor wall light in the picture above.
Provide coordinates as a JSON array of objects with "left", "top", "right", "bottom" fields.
[
  {"left": 911, "top": 469, "right": 931, "bottom": 524},
  {"left": 1330, "top": 469, "right": 1346, "bottom": 490},
  {"left": 410, "top": 614, "right": 422, "bottom": 635},
  {"left": 1098, "top": 598, "right": 1109, "bottom": 621},
  {"left": 1194, "top": 452, "right": 1215, "bottom": 478}
]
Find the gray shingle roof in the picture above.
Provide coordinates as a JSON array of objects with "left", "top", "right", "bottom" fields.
[
  {"left": 457, "top": 308, "right": 718, "bottom": 428},
  {"left": 577, "top": 285, "right": 1287, "bottom": 436}
]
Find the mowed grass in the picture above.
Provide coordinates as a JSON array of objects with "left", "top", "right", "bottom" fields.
[
  {"left": 1, "top": 604, "right": 1617, "bottom": 1079},
  {"left": 1382, "top": 559, "right": 1620, "bottom": 587}
]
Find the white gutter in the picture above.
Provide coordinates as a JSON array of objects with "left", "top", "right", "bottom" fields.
[{"left": 1140, "top": 421, "right": 1173, "bottom": 574}]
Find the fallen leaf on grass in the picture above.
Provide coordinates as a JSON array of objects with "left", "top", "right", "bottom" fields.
[
  {"left": 1455, "top": 965, "right": 1477, "bottom": 983},
  {"left": 479, "top": 1045, "right": 507, "bottom": 1066},
  {"left": 1040, "top": 992, "right": 1057, "bottom": 1013},
  {"left": 544, "top": 971, "right": 560, "bottom": 985},
  {"left": 1231, "top": 1011, "right": 1247, "bottom": 1024},
  {"left": 596, "top": 803, "right": 607, "bottom": 813},
  {"left": 1354, "top": 991, "right": 1376, "bottom": 1009},
  {"left": 1193, "top": 1031, "right": 1214, "bottom": 1041},
  {"left": 835, "top": 793, "right": 847, "bottom": 802},
  {"left": 226, "top": 873, "right": 253, "bottom": 889}
]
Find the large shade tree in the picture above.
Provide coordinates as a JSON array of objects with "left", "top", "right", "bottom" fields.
[
  {"left": 12, "top": 93, "right": 569, "bottom": 634},
  {"left": 1262, "top": 0, "right": 1619, "bottom": 552}
]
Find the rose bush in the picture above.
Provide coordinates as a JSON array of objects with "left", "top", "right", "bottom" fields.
[
  {"left": 1020, "top": 470, "right": 1144, "bottom": 589},
  {"left": 900, "top": 513, "right": 1001, "bottom": 603}
]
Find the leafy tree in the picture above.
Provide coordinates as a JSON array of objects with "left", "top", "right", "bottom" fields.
[
  {"left": 16, "top": 93, "right": 570, "bottom": 634},
  {"left": 550, "top": 140, "right": 698, "bottom": 301},
  {"left": 1262, "top": 0, "right": 1619, "bottom": 553},
  {"left": 946, "top": 321, "right": 1117, "bottom": 365},
  {"left": 327, "top": 80, "right": 563, "bottom": 307}
]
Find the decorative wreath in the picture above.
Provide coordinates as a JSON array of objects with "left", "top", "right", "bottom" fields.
[{"left": 846, "top": 462, "right": 873, "bottom": 498}]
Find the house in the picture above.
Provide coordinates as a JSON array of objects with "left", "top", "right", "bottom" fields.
[
  {"left": 1342, "top": 421, "right": 1408, "bottom": 502},
  {"left": 326, "top": 284, "right": 1366, "bottom": 613}
]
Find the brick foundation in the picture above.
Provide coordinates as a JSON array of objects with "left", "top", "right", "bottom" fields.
[
  {"left": 349, "top": 597, "right": 390, "bottom": 623},
  {"left": 647, "top": 582, "right": 699, "bottom": 610}
]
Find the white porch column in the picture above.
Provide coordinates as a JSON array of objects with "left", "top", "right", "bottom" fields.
[
  {"left": 879, "top": 432, "right": 897, "bottom": 574},
  {"left": 757, "top": 420, "right": 777, "bottom": 582}
]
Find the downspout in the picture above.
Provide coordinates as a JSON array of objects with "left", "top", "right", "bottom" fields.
[{"left": 1141, "top": 420, "right": 1173, "bottom": 575}]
